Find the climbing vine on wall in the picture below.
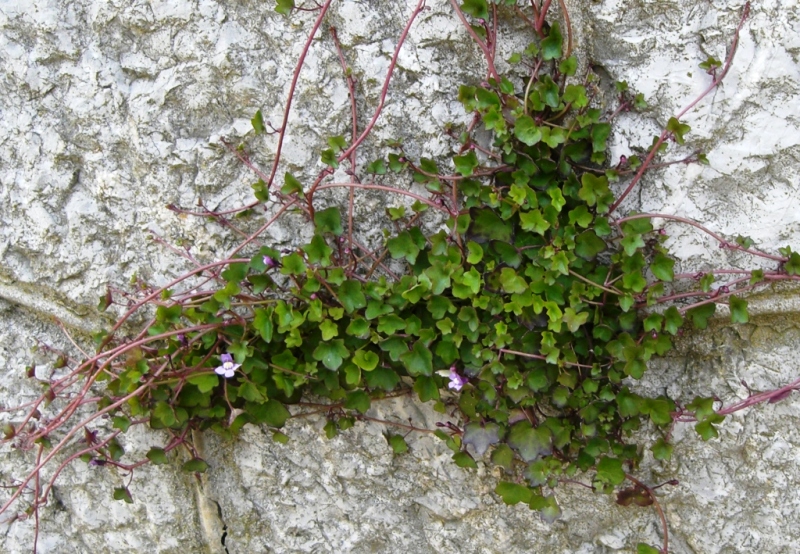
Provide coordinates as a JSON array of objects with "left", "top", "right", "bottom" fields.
[{"left": 6, "top": 2, "right": 799, "bottom": 553}]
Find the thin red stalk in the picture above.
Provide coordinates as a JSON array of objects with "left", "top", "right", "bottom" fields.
[
  {"left": 499, "top": 348, "right": 594, "bottom": 369},
  {"left": 265, "top": 0, "right": 334, "bottom": 189},
  {"left": 329, "top": 25, "right": 359, "bottom": 246},
  {"left": 314, "top": 182, "right": 452, "bottom": 215},
  {"left": 616, "top": 213, "right": 787, "bottom": 262},
  {"left": 32, "top": 445, "right": 42, "bottom": 554},
  {"left": 306, "top": 0, "right": 427, "bottom": 205},
  {"left": 536, "top": 0, "right": 553, "bottom": 32},
  {"left": 349, "top": 238, "right": 401, "bottom": 281},
  {"left": 38, "top": 430, "right": 122, "bottom": 509},
  {"left": 96, "top": 259, "right": 248, "bottom": 353},
  {"left": 624, "top": 473, "right": 669, "bottom": 554},
  {"left": 558, "top": 0, "right": 572, "bottom": 59},
  {"left": 226, "top": 199, "right": 300, "bottom": 258},
  {"left": 0, "top": 354, "right": 185, "bottom": 515},
  {"left": 609, "top": 3, "right": 750, "bottom": 213},
  {"left": 718, "top": 376, "right": 800, "bottom": 416},
  {"left": 449, "top": 0, "right": 500, "bottom": 81}
]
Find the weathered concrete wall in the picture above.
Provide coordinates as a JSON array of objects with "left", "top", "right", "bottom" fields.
[{"left": 1, "top": 0, "right": 799, "bottom": 552}]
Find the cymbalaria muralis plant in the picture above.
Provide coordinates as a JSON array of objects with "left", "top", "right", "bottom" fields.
[{"left": 4, "top": 1, "right": 799, "bottom": 552}]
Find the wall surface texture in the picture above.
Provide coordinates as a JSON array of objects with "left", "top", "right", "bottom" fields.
[{"left": 1, "top": 0, "right": 799, "bottom": 552}]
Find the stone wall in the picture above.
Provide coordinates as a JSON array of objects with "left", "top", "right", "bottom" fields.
[{"left": 1, "top": 0, "right": 799, "bottom": 552}]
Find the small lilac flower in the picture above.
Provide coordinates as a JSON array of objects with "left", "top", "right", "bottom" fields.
[
  {"left": 263, "top": 255, "right": 277, "bottom": 269},
  {"left": 447, "top": 366, "right": 468, "bottom": 392},
  {"left": 215, "top": 353, "right": 240, "bottom": 379}
]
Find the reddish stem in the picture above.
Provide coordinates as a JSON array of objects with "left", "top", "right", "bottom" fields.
[{"left": 608, "top": 3, "right": 750, "bottom": 213}]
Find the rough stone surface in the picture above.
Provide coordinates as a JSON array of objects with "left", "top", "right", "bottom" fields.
[{"left": 1, "top": 0, "right": 799, "bottom": 553}]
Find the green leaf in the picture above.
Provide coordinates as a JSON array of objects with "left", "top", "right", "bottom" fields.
[
  {"left": 146, "top": 447, "right": 169, "bottom": 465},
  {"left": 562, "top": 308, "right": 589, "bottom": 333},
  {"left": 313, "top": 340, "right": 350, "bottom": 370},
  {"left": 519, "top": 209, "right": 550, "bottom": 235},
  {"left": 651, "top": 438, "right": 674, "bottom": 461},
  {"left": 644, "top": 398, "right": 674, "bottom": 426},
  {"left": 112, "top": 416, "right": 131, "bottom": 432},
  {"left": 152, "top": 401, "right": 176, "bottom": 427},
  {"left": 750, "top": 269, "right": 764, "bottom": 285},
  {"left": 620, "top": 234, "right": 645, "bottom": 256},
  {"left": 507, "top": 421, "right": 551, "bottom": 462},
  {"left": 453, "top": 151, "right": 479, "bottom": 176},
  {"left": 563, "top": 83, "right": 588, "bottom": 108},
  {"left": 108, "top": 439, "right": 124, "bottom": 461},
  {"left": 387, "top": 231, "right": 421, "bottom": 263},
  {"left": 666, "top": 117, "right": 691, "bottom": 145},
  {"left": 460, "top": 0, "right": 489, "bottom": 19},
  {"left": 595, "top": 456, "right": 625, "bottom": 486},
  {"left": 247, "top": 399, "right": 291, "bottom": 427},
  {"left": 466, "top": 241, "right": 484, "bottom": 264},
  {"left": 282, "top": 172, "right": 303, "bottom": 195},
  {"left": 186, "top": 374, "right": 218, "bottom": 395},
  {"left": 453, "top": 267, "right": 482, "bottom": 298},
  {"left": 559, "top": 55, "right": 577, "bottom": 76},
  {"left": 513, "top": 115, "right": 542, "bottom": 146},
  {"left": 366, "top": 158, "right": 387, "bottom": 174},
  {"left": 575, "top": 230, "right": 606, "bottom": 260},
  {"left": 729, "top": 296, "right": 749, "bottom": 323},
  {"left": 182, "top": 458, "right": 209, "bottom": 473},
  {"left": 664, "top": 306, "right": 683, "bottom": 335},
  {"left": 344, "top": 390, "right": 371, "bottom": 414},
  {"left": 387, "top": 434, "right": 409, "bottom": 454},
  {"left": 321, "top": 148, "right": 339, "bottom": 168},
  {"left": 636, "top": 545, "right": 660, "bottom": 554},
  {"left": 275, "top": 0, "right": 295, "bottom": 15},
  {"left": 499, "top": 268, "right": 527, "bottom": 294},
  {"left": 467, "top": 207, "right": 513, "bottom": 243},
  {"left": 353, "top": 349, "right": 379, "bottom": 371},
  {"left": 280, "top": 253, "right": 306, "bottom": 276},
  {"left": 541, "top": 22, "right": 562, "bottom": 61},
  {"left": 253, "top": 308, "right": 274, "bottom": 343},
  {"left": 578, "top": 174, "right": 609, "bottom": 207},
  {"left": 695, "top": 414, "right": 725, "bottom": 441},
  {"left": 113, "top": 487, "right": 133, "bottom": 503},
  {"left": 401, "top": 341, "right": 433, "bottom": 377},
  {"left": 452, "top": 451, "right": 478, "bottom": 469},
  {"left": 699, "top": 272, "right": 715, "bottom": 292},
  {"left": 344, "top": 364, "right": 361, "bottom": 386},
  {"left": 529, "top": 493, "right": 562, "bottom": 523},
  {"left": 616, "top": 388, "right": 640, "bottom": 417},
  {"left": 251, "top": 110, "right": 265, "bottom": 134},
  {"left": 239, "top": 381, "right": 265, "bottom": 403},
  {"left": 651, "top": 253, "right": 675, "bottom": 282},
  {"left": 338, "top": 280, "right": 367, "bottom": 313},
  {"left": 591, "top": 123, "right": 611, "bottom": 153},
  {"left": 568, "top": 205, "right": 593, "bottom": 228},
  {"left": 314, "top": 207, "right": 343, "bottom": 236},
  {"left": 491, "top": 444, "right": 514, "bottom": 470},
  {"left": 495, "top": 482, "right": 532, "bottom": 505},
  {"left": 413, "top": 375, "right": 440, "bottom": 402},
  {"left": 687, "top": 303, "right": 716, "bottom": 329},
  {"left": 785, "top": 251, "right": 800, "bottom": 275},
  {"left": 364, "top": 367, "right": 400, "bottom": 391},
  {"left": 302, "top": 234, "right": 333, "bottom": 265},
  {"left": 462, "top": 422, "right": 503, "bottom": 456}
]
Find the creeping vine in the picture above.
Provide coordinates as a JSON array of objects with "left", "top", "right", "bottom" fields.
[{"left": 5, "top": 2, "right": 800, "bottom": 553}]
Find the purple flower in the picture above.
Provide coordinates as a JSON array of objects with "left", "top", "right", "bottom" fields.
[
  {"left": 447, "top": 366, "right": 468, "bottom": 391},
  {"left": 263, "top": 255, "right": 277, "bottom": 269},
  {"left": 215, "top": 353, "right": 240, "bottom": 379}
]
